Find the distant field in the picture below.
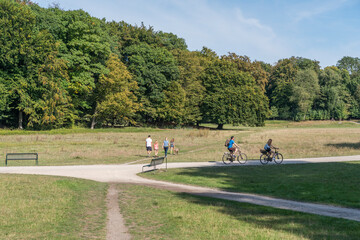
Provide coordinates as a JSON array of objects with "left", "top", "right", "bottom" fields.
[
  {"left": 0, "top": 175, "right": 107, "bottom": 239},
  {"left": 118, "top": 184, "right": 360, "bottom": 240},
  {"left": 0, "top": 120, "right": 359, "bottom": 166}
]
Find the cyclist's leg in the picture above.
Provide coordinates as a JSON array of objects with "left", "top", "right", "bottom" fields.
[{"left": 228, "top": 147, "right": 235, "bottom": 159}]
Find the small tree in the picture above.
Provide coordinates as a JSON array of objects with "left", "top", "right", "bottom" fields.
[{"left": 270, "top": 106, "right": 279, "bottom": 119}]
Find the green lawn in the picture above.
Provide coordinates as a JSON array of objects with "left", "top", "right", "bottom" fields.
[
  {"left": 118, "top": 184, "right": 360, "bottom": 240},
  {"left": 141, "top": 162, "right": 360, "bottom": 209},
  {"left": 0, "top": 175, "right": 107, "bottom": 239}
]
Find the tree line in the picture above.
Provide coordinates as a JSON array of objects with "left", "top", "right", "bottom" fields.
[{"left": 0, "top": 1, "right": 359, "bottom": 130}]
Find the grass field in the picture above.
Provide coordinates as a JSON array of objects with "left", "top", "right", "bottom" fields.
[
  {"left": 0, "top": 174, "right": 107, "bottom": 239},
  {"left": 118, "top": 184, "right": 360, "bottom": 240},
  {"left": 1, "top": 121, "right": 360, "bottom": 239},
  {"left": 1, "top": 120, "right": 360, "bottom": 166}
]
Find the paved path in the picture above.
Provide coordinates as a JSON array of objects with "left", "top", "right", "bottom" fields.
[{"left": 1, "top": 155, "right": 360, "bottom": 223}]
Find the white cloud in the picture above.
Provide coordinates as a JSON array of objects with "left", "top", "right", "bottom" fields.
[
  {"left": 294, "top": 0, "right": 348, "bottom": 22},
  {"left": 107, "top": 0, "right": 289, "bottom": 62}
]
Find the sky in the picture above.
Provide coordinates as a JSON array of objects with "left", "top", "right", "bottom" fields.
[{"left": 33, "top": 0, "right": 360, "bottom": 68}]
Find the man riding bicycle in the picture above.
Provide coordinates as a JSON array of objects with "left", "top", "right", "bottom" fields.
[{"left": 228, "top": 136, "right": 239, "bottom": 156}]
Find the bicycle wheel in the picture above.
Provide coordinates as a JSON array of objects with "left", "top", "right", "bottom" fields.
[
  {"left": 237, "top": 153, "right": 247, "bottom": 164},
  {"left": 274, "top": 153, "right": 283, "bottom": 164},
  {"left": 260, "top": 154, "right": 269, "bottom": 165},
  {"left": 222, "top": 153, "right": 232, "bottom": 164}
]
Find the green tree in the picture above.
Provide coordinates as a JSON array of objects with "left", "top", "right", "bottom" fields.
[
  {"left": 268, "top": 58, "right": 298, "bottom": 119},
  {"left": 31, "top": 53, "right": 74, "bottom": 129},
  {"left": 172, "top": 49, "right": 205, "bottom": 125},
  {"left": 316, "top": 67, "right": 351, "bottom": 120},
  {"left": 222, "top": 53, "right": 269, "bottom": 92},
  {"left": 92, "top": 53, "right": 139, "bottom": 127},
  {"left": 157, "top": 81, "right": 186, "bottom": 125},
  {"left": 337, "top": 56, "right": 360, "bottom": 76},
  {"left": 31, "top": 5, "right": 112, "bottom": 123},
  {"left": 0, "top": 0, "right": 36, "bottom": 128},
  {"left": 268, "top": 57, "right": 320, "bottom": 119},
  {"left": 123, "top": 43, "right": 179, "bottom": 124},
  {"left": 201, "top": 58, "right": 268, "bottom": 129},
  {"left": 290, "top": 69, "right": 320, "bottom": 120},
  {"left": 0, "top": 0, "right": 66, "bottom": 129},
  {"left": 269, "top": 106, "right": 279, "bottom": 119}
]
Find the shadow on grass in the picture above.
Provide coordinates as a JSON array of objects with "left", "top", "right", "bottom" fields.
[
  {"left": 197, "top": 125, "right": 250, "bottom": 131},
  {"left": 326, "top": 142, "right": 360, "bottom": 149},
  {"left": 161, "top": 162, "right": 360, "bottom": 209},
  {"left": 174, "top": 192, "right": 360, "bottom": 240}
]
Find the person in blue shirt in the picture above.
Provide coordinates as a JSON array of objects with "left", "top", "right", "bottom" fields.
[
  {"left": 228, "top": 136, "right": 239, "bottom": 156},
  {"left": 162, "top": 137, "right": 170, "bottom": 157}
]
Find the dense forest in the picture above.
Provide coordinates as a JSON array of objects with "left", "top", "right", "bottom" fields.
[{"left": 1, "top": 0, "right": 360, "bottom": 130}]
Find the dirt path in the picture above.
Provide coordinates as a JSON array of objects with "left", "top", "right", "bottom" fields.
[
  {"left": 1, "top": 155, "right": 360, "bottom": 238},
  {"left": 106, "top": 183, "right": 131, "bottom": 240}
]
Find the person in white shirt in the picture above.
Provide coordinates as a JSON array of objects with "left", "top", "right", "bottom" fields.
[{"left": 145, "top": 135, "right": 152, "bottom": 157}]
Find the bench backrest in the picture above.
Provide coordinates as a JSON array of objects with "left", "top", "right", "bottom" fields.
[
  {"left": 150, "top": 157, "right": 164, "bottom": 166},
  {"left": 6, "top": 153, "right": 38, "bottom": 160}
]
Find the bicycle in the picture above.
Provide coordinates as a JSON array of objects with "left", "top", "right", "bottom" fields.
[
  {"left": 222, "top": 147, "right": 247, "bottom": 164},
  {"left": 259, "top": 147, "right": 283, "bottom": 165}
]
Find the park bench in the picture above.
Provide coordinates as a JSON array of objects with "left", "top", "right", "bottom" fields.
[
  {"left": 142, "top": 156, "right": 167, "bottom": 172},
  {"left": 5, "top": 153, "right": 38, "bottom": 166}
]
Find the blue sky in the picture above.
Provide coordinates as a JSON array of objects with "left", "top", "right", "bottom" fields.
[{"left": 33, "top": 0, "right": 360, "bottom": 68}]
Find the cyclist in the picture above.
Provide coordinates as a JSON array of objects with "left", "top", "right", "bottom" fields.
[
  {"left": 264, "top": 139, "right": 277, "bottom": 160},
  {"left": 228, "top": 136, "right": 239, "bottom": 158}
]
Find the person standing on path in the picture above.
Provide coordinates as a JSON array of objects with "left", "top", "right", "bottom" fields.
[
  {"left": 162, "top": 137, "right": 169, "bottom": 157},
  {"left": 145, "top": 135, "right": 152, "bottom": 157}
]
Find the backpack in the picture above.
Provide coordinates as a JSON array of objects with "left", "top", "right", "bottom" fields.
[{"left": 224, "top": 139, "right": 230, "bottom": 147}]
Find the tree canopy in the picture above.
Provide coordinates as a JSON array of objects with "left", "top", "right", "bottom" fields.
[{"left": 0, "top": 0, "right": 360, "bottom": 130}]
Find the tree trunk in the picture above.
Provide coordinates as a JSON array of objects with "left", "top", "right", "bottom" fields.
[
  {"left": 91, "top": 105, "right": 98, "bottom": 129},
  {"left": 91, "top": 116, "right": 96, "bottom": 129},
  {"left": 217, "top": 123, "right": 224, "bottom": 130},
  {"left": 18, "top": 110, "right": 23, "bottom": 130}
]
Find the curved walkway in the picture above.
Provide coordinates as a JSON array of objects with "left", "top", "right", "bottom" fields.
[{"left": 1, "top": 155, "right": 360, "bottom": 223}]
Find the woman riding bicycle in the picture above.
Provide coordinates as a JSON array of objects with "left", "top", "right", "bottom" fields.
[{"left": 264, "top": 139, "right": 277, "bottom": 159}]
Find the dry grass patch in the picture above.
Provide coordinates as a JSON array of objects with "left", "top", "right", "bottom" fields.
[
  {"left": 0, "top": 122, "right": 359, "bottom": 165},
  {"left": 242, "top": 128, "right": 360, "bottom": 159}
]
